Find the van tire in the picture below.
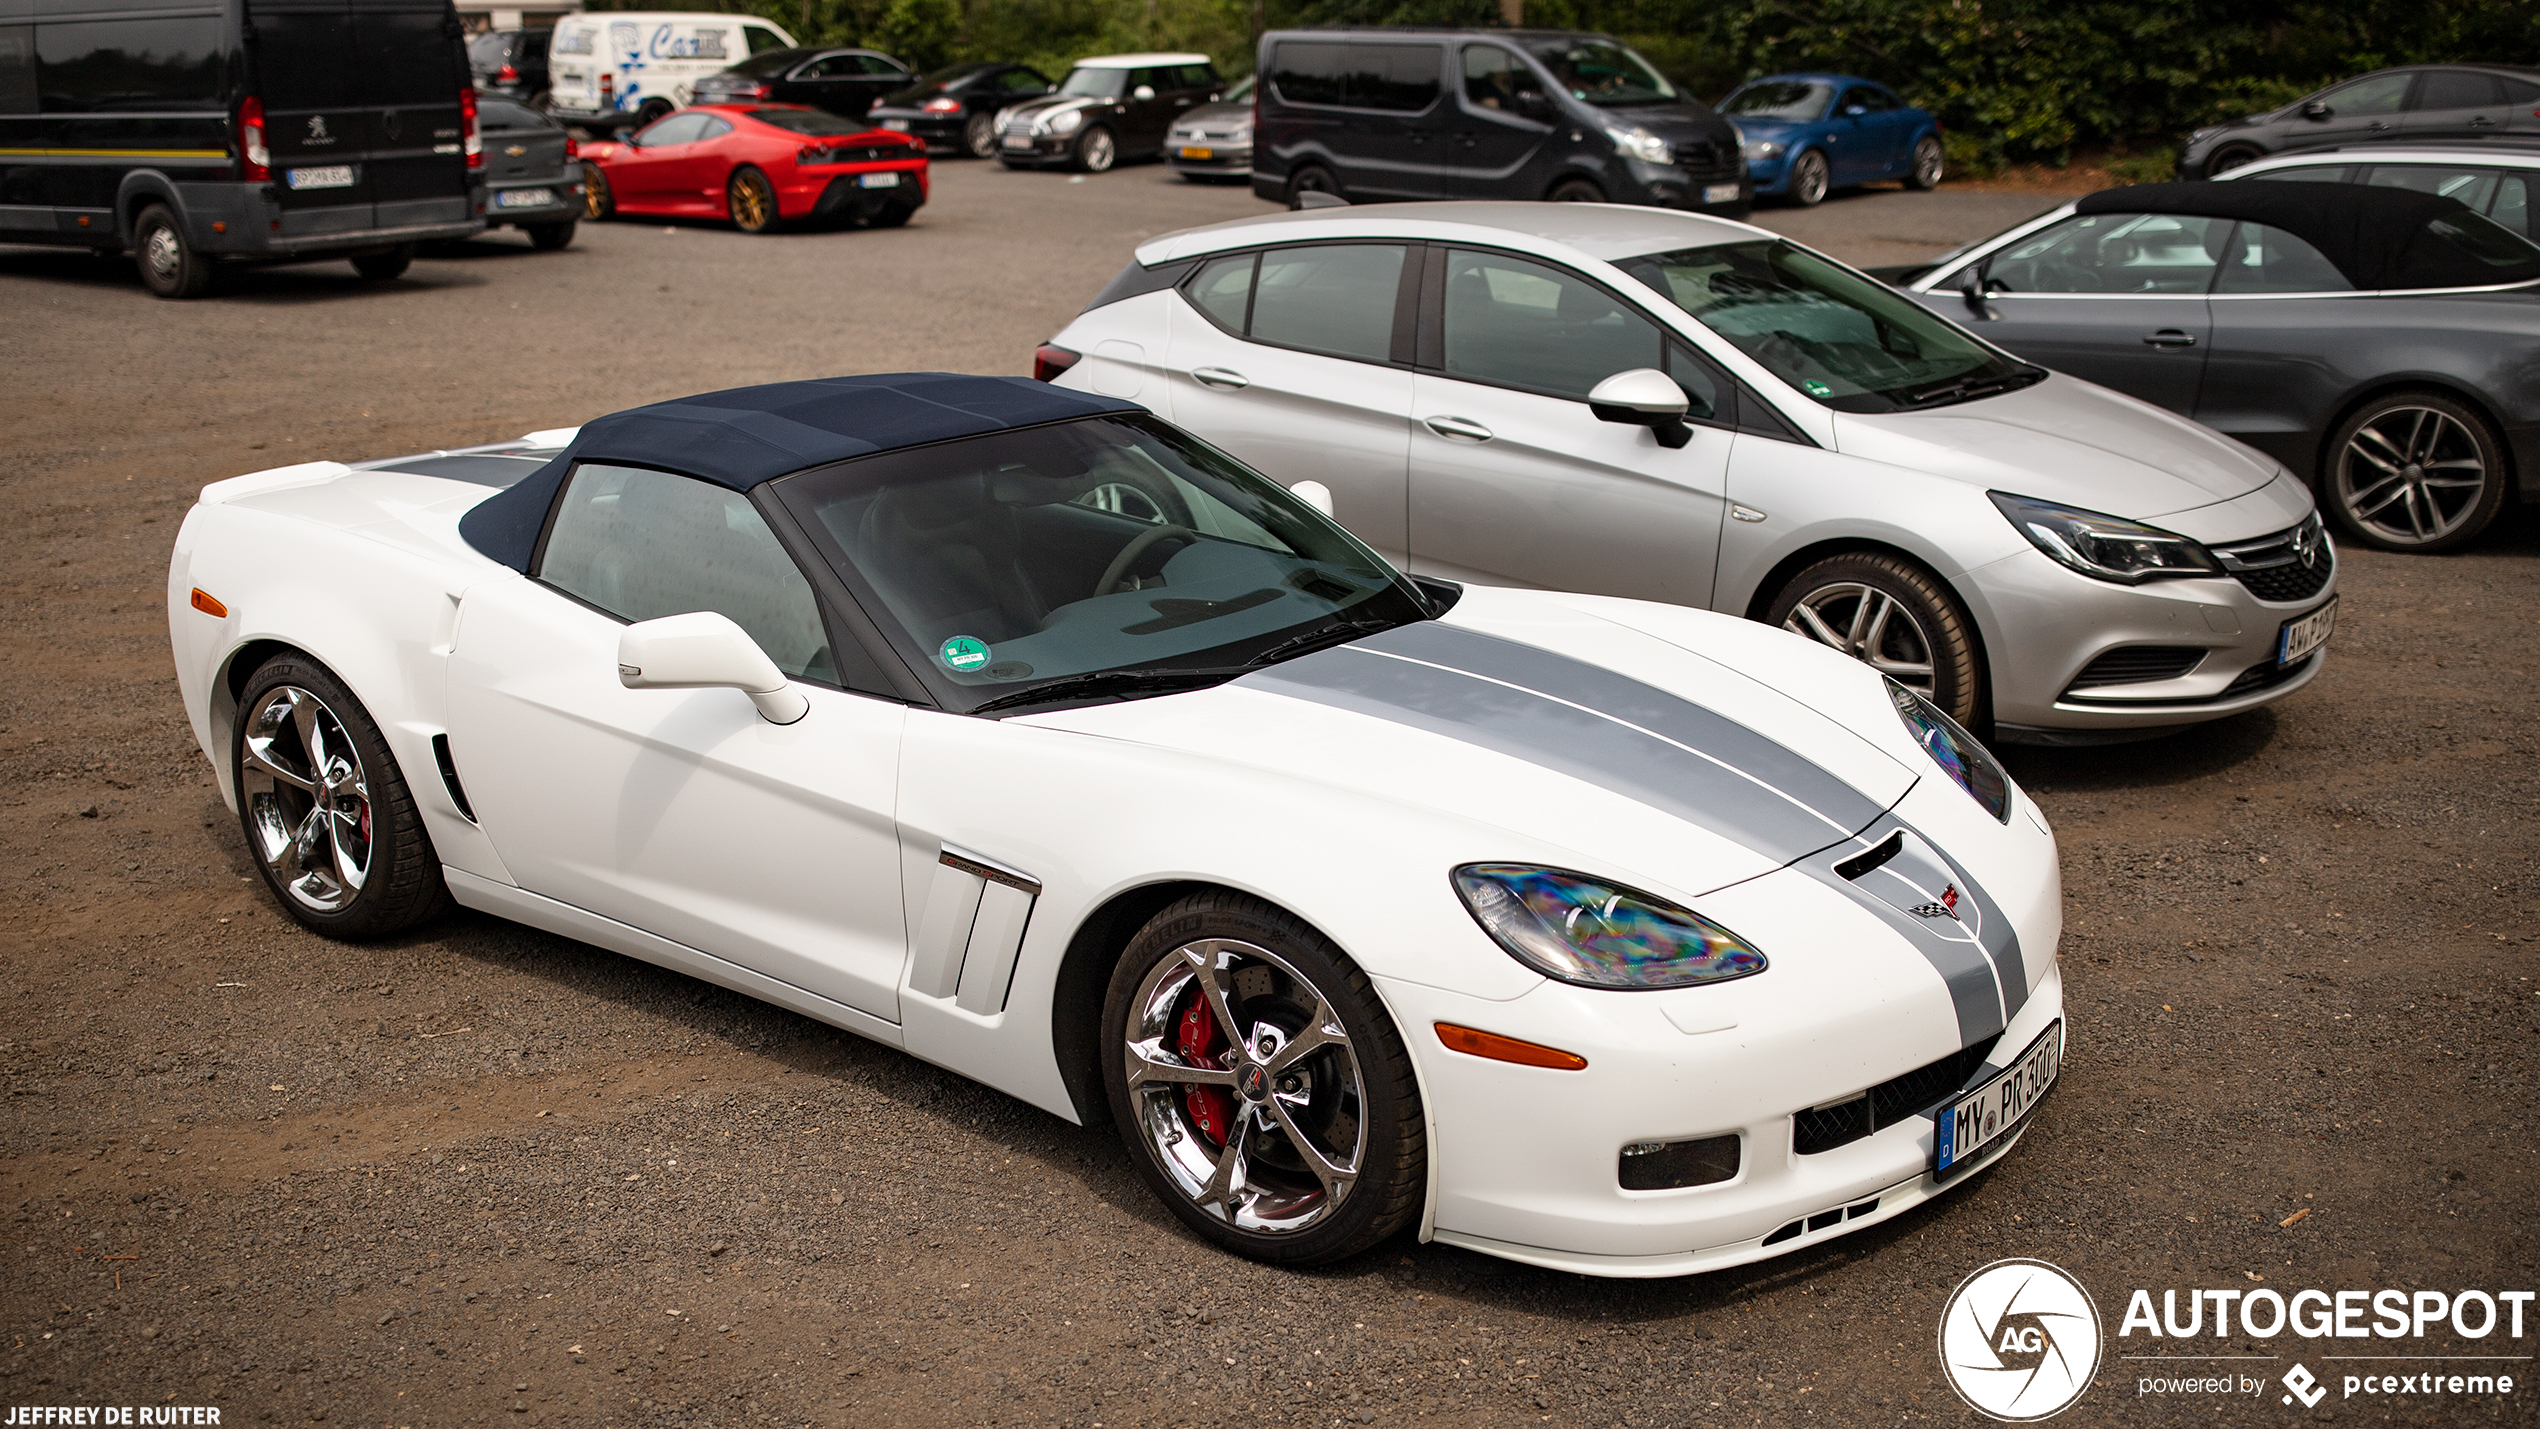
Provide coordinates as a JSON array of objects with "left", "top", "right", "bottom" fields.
[
  {"left": 133, "top": 204, "right": 212, "bottom": 300},
  {"left": 1546, "top": 178, "right": 1604, "bottom": 203},
  {"left": 525, "top": 219, "right": 577, "bottom": 250},
  {"left": 1283, "top": 164, "right": 1339, "bottom": 209},
  {"left": 350, "top": 246, "right": 413, "bottom": 281}
]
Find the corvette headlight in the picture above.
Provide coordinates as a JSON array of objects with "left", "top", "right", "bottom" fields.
[
  {"left": 1887, "top": 681, "right": 2012, "bottom": 822},
  {"left": 1989, "top": 492, "right": 2222, "bottom": 584},
  {"left": 1604, "top": 124, "right": 1671, "bottom": 164},
  {"left": 1743, "top": 138, "right": 1784, "bottom": 160},
  {"left": 1048, "top": 107, "right": 1083, "bottom": 135},
  {"left": 1452, "top": 865, "right": 1765, "bottom": 990}
]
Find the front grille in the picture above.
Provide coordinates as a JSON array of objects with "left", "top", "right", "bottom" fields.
[
  {"left": 2065, "top": 645, "right": 2205, "bottom": 691},
  {"left": 1674, "top": 143, "right": 1739, "bottom": 180},
  {"left": 2219, "top": 649, "right": 2320, "bottom": 699},
  {"left": 1001, "top": 119, "right": 1036, "bottom": 137},
  {"left": 1793, "top": 1035, "right": 2001, "bottom": 1156},
  {"left": 2214, "top": 513, "right": 2334, "bottom": 603}
]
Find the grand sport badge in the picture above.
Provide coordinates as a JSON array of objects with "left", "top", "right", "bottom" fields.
[{"left": 1940, "top": 1259, "right": 2103, "bottom": 1420}]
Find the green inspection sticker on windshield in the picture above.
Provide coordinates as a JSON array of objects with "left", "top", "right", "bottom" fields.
[
  {"left": 938, "top": 636, "right": 990, "bottom": 672},
  {"left": 1801, "top": 379, "right": 1833, "bottom": 397}
]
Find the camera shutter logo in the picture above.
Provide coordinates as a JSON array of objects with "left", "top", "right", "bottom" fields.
[{"left": 1938, "top": 1258, "right": 2102, "bottom": 1421}]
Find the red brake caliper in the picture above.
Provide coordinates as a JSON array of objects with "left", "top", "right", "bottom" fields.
[{"left": 1177, "top": 988, "right": 1233, "bottom": 1149}]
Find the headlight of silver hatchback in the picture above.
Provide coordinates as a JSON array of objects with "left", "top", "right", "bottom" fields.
[
  {"left": 1887, "top": 680, "right": 2012, "bottom": 822},
  {"left": 1990, "top": 491, "right": 2222, "bottom": 584},
  {"left": 1452, "top": 865, "right": 1765, "bottom": 990}
]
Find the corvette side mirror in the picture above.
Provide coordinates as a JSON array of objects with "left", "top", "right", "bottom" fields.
[
  {"left": 1587, "top": 369, "right": 1692, "bottom": 449},
  {"left": 618, "top": 611, "right": 807, "bottom": 724},
  {"left": 1132, "top": 84, "right": 1156, "bottom": 102}
]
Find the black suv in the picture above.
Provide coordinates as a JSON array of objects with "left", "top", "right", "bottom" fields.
[
  {"left": 2183, "top": 65, "right": 2540, "bottom": 179},
  {"left": 467, "top": 27, "right": 551, "bottom": 107},
  {"left": 0, "top": 0, "right": 484, "bottom": 297},
  {"left": 1252, "top": 28, "right": 1747, "bottom": 215}
]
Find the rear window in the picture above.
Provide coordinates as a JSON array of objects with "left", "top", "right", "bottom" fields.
[
  {"left": 744, "top": 105, "right": 867, "bottom": 135},
  {"left": 2397, "top": 210, "right": 2540, "bottom": 289},
  {"left": 478, "top": 97, "right": 550, "bottom": 129},
  {"left": 1271, "top": 42, "right": 1439, "bottom": 112},
  {"left": 37, "top": 17, "right": 226, "bottom": 112},
  {"left": 249, "top": 10, "right": 456, "bottom": 109}
]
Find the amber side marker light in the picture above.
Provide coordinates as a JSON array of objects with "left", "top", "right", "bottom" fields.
[
  {"left": 1435, "top": 1022, "right": 1587, "bottom": 1071},
  {"left": 190, "top": 588, "right": 227, "bottom": 617}
]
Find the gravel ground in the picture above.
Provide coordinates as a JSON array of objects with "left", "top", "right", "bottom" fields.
[{"left": 2, "top": 160, "right": 2533, "bottom": 1428}]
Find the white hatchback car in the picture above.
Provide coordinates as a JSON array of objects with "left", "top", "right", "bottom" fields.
[{"left": 1040, "top": 203, "right": 2338, "bottom": 743}]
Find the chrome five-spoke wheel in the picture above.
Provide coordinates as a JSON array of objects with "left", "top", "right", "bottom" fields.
[
  {"left": 1781, "top": 582, "right": 1935, "bottom": 694},
  {"left": 1765, "top": 552, "right": 1983, "bottom": 725},
  {"left": 241, "top": 685, "right": 375, "bottom": 913},
  {"left": 2329, "top": 397, "right": 2505, "bottom": 552},
  {"left": 1123, "top": 938, "right": 1363, "bottom": 1236}
]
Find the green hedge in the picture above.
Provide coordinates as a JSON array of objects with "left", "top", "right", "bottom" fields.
[{"left": 577, "top": 0, "right": 2538, "bottom": 165}]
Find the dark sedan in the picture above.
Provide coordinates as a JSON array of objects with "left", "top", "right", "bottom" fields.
[
  {"left": 690, "top": 47, "right": 912, "bottom": 119},
  {"left": 1898, "top": 181, "right": 2540, "bottom": 551},
  {"left": 867, "top": 63, "right": 1054, "bottom": 158},
  {"left": 2182, "top": 65, "right": 2540, "bottom": 179},
  {"left": 468, "top": 28, "right": 551, "bottom": 108},
  {"left": 478, "top": 98, "right": 582, "bottom": 250}
]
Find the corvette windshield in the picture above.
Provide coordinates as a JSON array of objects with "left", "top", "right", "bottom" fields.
[
  {"left": 774, "top": 415, "right": 1430, "bottom": 713},
  {"left": 1617, "top": 240, "right": 2041, "bottom": 412}
]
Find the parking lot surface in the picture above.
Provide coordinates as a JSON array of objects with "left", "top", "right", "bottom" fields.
[{"left": 4, "top": 160, "right": 2534, "bottom": 1427}]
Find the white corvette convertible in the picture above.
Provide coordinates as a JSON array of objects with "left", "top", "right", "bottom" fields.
[{"left": 167, "top": 374, "right": 2065, "bottom": 1276}]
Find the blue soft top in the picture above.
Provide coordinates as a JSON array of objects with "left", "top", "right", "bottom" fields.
[{"left": 458, "top": 372, "right": 1145, "bottom": 571}]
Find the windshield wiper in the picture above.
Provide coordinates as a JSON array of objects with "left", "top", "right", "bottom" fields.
[
  {"left": 1894, "top": 367, "right": 2046, "bottom": 409},
  {"left": 968, "top": 665, "right": 1246, "bottom": 716},
  {"left": 1241, "top": 617, "right": 1402, "bottom": 670}
]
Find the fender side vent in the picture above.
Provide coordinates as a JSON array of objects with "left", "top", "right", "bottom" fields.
[
  {"left": 431, "top": 734, "right": 476, "bottom": 823},
  {"left": 1835, "top": 832, "right": 1904, "bottom": 881}
]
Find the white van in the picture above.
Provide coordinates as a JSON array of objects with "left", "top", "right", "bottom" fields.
[{"left": 546, "top": 12, "right": 798, "bottom": 129}]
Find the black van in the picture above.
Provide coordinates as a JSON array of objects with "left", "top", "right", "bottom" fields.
[
  {"left": 1252, "top": 27, "right": 1748, "bottom": 216},
  {"left": 0, "top": 0, "right": 484, "bottom": 297}
]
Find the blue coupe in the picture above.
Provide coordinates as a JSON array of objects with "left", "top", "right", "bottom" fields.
[{"left": 1720, "top": 73, "right": 1944, "bottom": 205}]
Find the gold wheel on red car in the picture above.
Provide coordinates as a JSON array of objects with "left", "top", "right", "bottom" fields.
[
  {"left": 728, "top": 167, "right": 776, "bottom": 233},
  {"left": 582, "top": 162, "right": 612, "bottom": 220}
]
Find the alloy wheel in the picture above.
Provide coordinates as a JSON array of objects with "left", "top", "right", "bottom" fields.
[
  {"left": 1792, "top": 150, "right": 1829, "bottom": 206},
  {"left": 1121, "top": 938, "right": 1364, "bottom": 1236},
  {"left": 1782, "top": 582, "right": 1936, "bottom": 695},
  {"left": 963, "top": 111, "right": 996, "bottom": 159},
  {"left": 239, "top": 686, "right": 375, "bottom": 914},
  {"left": 1078, "top": 127, "right": 1115, "bottom": 173},
  {"left": 1911, "top": 136, "right": 1943, "bottom": 188},
  {"left": 729, "top": 170, "right": 774, "bottom": 231},
  {"left": 2334, "top": 406, "right": 2489, "bottom": 547}
]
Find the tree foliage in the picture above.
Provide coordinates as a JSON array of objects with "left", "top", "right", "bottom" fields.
[{"left": 578, "top": 0, "right": 2540, "bottom": 162}]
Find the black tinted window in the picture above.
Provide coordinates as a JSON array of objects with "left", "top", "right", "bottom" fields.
[
  {"left": 478, "top": 98, "right": 547, "bottom": 129},
  {"left": 746, "top": 105, "right": 865, "bottom": 135},
  {"left": 1251, "top": 245, "right": 1405, "bottom": 361},
  {"left": 1274, "top": 42, "right": 1438, "bottom": 112},
  {"left": 539, "top": 464, "right": 835, "bottom": 684},
  {"left": 250, "top": 10, "right": 454, "bottom": 109},
  {"left": 37, "top": 17, "right": 224, "bottom": 112},
  {"left": 2417, "top": 70, "right": 2500, "bottom": 110},
  {"left": 360, "top": 12, "right": 461, "bottom": 105},
  {"left": 1442, "top": 249, "right": 1661, "bottom": 400},
  {"left": 2395, "top": 210, "right": 2540, "bottom": 288},
  {"left": 742, "top": 26, "right": 788, "bottom": 56},
  {"left": 2501, "top": 77, "right": 2540, "bottom": 106},
  {"left": 0, "top": 26, "right": 35, "bottom": 114},
  {"left": 2215, "top": 222, "right": 2352, "bottom": 293}
]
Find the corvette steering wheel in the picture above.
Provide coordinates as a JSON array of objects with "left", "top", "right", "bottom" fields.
[{"left": 1096, "top": 524, "right": 1197, "bottom": 597}]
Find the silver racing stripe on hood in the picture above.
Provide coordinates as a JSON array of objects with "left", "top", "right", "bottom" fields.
[
  {"left": 1803, "top": 818, "right": 2027, "bottom": 1045},
  {"left": 1237, "top": 621, "right": 1885, "bottom": 866}
]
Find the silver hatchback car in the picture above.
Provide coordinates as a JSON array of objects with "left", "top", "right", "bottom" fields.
[{"left": 1040, "top": 202, "right": 2336, "bottom": 743}]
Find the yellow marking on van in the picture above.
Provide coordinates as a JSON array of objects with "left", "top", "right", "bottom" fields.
[{"left": 0, "top": 148, "right": 231, "bottom": 158}]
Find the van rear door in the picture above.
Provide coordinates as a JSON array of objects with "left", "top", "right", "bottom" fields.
[{"left": 247, "top": 0, "right": 466, "bottom": 236}]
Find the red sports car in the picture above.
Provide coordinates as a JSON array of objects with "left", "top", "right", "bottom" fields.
[{"left": 579, "top": 103, "right": 928, "bottom": 232}]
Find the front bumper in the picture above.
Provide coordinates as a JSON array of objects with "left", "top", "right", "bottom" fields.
[
  {"left": 1386, "top": 774, "right": 2066, "bottom": 1275},
  {"left": 1166, "top": 140, "right": 1252, "bottom": 175},
  {"left": 1615, "top": 159, "right": 1753, "bottom": 218},
  {"left": 997, "top": 131, "right": 1083, "bottom": 165}
]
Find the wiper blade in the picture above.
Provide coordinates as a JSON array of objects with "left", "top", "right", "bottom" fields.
[
  {"left": 1242, "top": 617, "right": 1402, "bottom": 670},
  {"left": 1896, "top": 367, "right": 2045, "bottom": 409},
  {"left": 968, "top": 665, "right": 1245, "bottom": 715}
]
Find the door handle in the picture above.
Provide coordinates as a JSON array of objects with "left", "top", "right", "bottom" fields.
[
  {"left": 2142, "top": 330, "right": 2198, "bottom": 348},
  {"left": 1424, "top": 415, "right": 1493, "bottom": 442},
  {"left": 2469, "top": 116, "right": 2499, "bottom": 128},
  {"left": 1190, "top": 366, "right": 1249, "bottom": 390}
]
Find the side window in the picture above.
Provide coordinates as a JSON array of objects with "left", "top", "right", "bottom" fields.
[
  {"left": 693, "top": 116, "right": 732, "bottom": 142},
  {"left": 2214, "top": 222, "right": 2352, "bottom": 294},
  {"left": 1983, "top": 212, "right": 2228, "bottom": 295},
  {"left": 741, "top": 25, "right": 787, "bottom": 56},
  {"left": 1462, "top": 44, "right": 1528, "bottom": 111},
  {"left": 2492, "top": 175, "right": 2532, "bottom": 239},
  {"left": 2321, "top": 72, "right": 2410, "bottom": 116},
  {"left": 1839, "top": 86, "right": 1886, "bottom": 114},
  {"left": 1441, "top": 249, "right": 1663, "bottom": 400},
  {"left": 1660, "top": 344, "right": 1724, "bottom": 424},
  {"left": 1271, "top": 42, "right": 1343, "bottom": 106},
  {"left": 1250, "top": 245, "right": 1405, "bottom": 361},
  {"left": 0, "top": 26, "right": 34, "bottom": 115},
  {"left": 2364, "top": 163, "right": 2497, "bottom": 210},
  {"left": 2416, "top": 70, "right": 2499, "bottom": 111},
  {"left": 1185, "top": 251, "right": 1255, "bottom": 331},
  {"left": 36, "top": 17, "right": 225, "bottom": 112},
  {"left": 2501, "top": 77, "right": 2540, "bottom": 108},
  {"left": 1129, "top": 67, "right": 1164, "bottom": 96},
  {"left": 539, "top": 465, "right": 835, "bottom": 684},
  {"left": 1351, "top": 46, "right": 1439, "bottom": 112},
  {"left": 804, "top": 54, "right": 858, "bottom": 78},
  {"left": 637, "top": 112, "right": 711, "bottom": 146}
]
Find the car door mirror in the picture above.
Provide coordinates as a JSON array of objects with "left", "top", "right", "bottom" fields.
[
  {"left": 1844, "top": 104, "right": 1868, "bottom": 117},
  {"left": 1587, "top": 369, "right": 1692, "bottom": 449},
  {"left": 1288, "top": 480, "right": 1335, "bottom": 518},
  {"left": 618, "top": 611, "right": 808, "bottom": 724},
  {"left": 1132, "top": 84, "right": 1156, "bottom": 102},
  {"left": 1958, "top": 263, "right": 2004, "bottom": 307},
  {"left": 2301, "top": 100, "right": 2332, "bottom": 120},
  {"left": 1514, "top": 89, "right": 1555, "bottom": 121}
]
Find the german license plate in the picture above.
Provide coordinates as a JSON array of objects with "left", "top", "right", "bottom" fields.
[
  {"left": 1180, "top": 146, "right": 1214, "bottom": 160},
  {"left": 287, "top": 165, "right": 355, "bottom": 190},
  {"left": 1935, "top": 1020, "right": 2061, "bottom": 1177},
  {"left": 2277, "top": 597, "right": 2336, "bottom": 666},
  {"left": 1002, "top": 135, "right": 1032, "bottom": 150},
  {"left": 858, "top": 171, "right": 900, "bottom": 188},
  {"left": 1703, "top": 182, "right": 1740, "bottom": 203},
  {"left": 879, "top": 118, "right": 908, "bottom": 131},
  {"left": 496, "top": 187, "right": 555, "bottom": 208}
]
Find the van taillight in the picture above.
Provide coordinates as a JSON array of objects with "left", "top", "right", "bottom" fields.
[
  {"left": 237, "top": 95, "right": 270, "bottom": 182},
  {"left": 600, "top": 72, "right": 614, "bottom": 107},
  {"left": 460, "top": 85, "right": 482, "bottom": 168}
]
